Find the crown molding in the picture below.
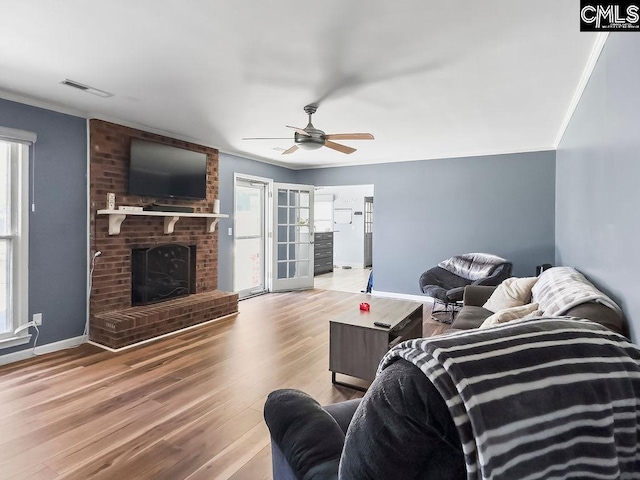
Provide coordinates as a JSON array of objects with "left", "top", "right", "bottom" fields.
[{"left": 554, "top": 32, "right": 609, "bottom": 148}]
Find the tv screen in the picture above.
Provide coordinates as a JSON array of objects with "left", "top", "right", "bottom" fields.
[{"left": 128, "top": 138, "right": 208, "bottom": 200}]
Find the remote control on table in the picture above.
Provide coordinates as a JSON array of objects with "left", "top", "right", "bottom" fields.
[{"left": 374, "top": 322, "right": 391, "bottom": 328}]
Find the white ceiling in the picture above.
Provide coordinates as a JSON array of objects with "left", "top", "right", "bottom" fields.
[{"left": 0, "top": 1, "right": 600, "bottom": 169}]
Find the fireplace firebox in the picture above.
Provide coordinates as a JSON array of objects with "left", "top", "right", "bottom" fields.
[{"left": 131, "top": 244, "right": 196, "bottom": 306}]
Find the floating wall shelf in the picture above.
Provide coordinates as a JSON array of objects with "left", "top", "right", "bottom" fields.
[{"left": 97, "top": 210, "right": 229, "bottom": 235}]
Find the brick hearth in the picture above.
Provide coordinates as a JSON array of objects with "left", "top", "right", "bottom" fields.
[
  {"left": 89, "top": 119, "right": 238, "bottom": 348},
  {"left": 92, "top": 291, "right": 238, "bottom": 349}
]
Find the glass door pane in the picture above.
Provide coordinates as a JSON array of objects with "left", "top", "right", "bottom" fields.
[
  {"left": 234, "top": 237, "right": 262, "bottom": 293},
  {"left": 234, "top": 180, "right": 266, "bottom": 298},
  {"left": 272, "top": 183, "right": 315, "bottom": 291},
  {"left": 364, "top": 196, "right": 373, "bottom": 268},
  {"left": 236, "top": 185, "right": 262, "bottom": 237},
  {"left": 276, "top": 188, "right": 308, "bottom": 279}
]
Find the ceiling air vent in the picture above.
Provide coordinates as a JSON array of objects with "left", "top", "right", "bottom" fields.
[{"left": 60, "top": 79, "right": 113, "bottom": 98}]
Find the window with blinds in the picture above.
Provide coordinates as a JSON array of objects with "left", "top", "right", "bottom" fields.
[{"left": 0, "top": 136, "right": 30, "bottom": 345}]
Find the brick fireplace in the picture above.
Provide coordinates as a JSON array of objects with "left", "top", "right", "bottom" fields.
[{"left": 89, "top": 120, "right": 238, "bottom": 349}]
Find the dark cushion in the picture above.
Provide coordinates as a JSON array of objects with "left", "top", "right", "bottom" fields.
[
  {"left": 264, "top": 389, "right": 345, "bottom": 480},
  {"left": 420, "top": 266, "right": 471, "bottom": 293},
  {"left": 445, "top": 286, "right": 466, "bottom": 302},
  {"left": 339, "top": 359, "right": 466, "bottom": 479},
  {"left": 565, "top": 302, "right": 625, "bottom": 335},
  {"left": 324, "top": 399, "right": 362, "bottom": 433},
  {"left": 451, "top": 305, "right": 493, "bottom": 329},
  {"left": 462, "top": 285, "right": 497, "bottom": 307},
  {"left": 271, "top": 442, "right": 298, "bottom": 480},
  {"left": 422, "top": 285, "right": 449, "bottom": 302}
]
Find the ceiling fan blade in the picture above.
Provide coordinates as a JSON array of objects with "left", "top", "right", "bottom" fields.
[
  {"left": 286, "top": 125, "right": 310, "bottom": 136},
  {"left": 242, "top": 137, "right": 292, "bottom": 140},
  {"left": 282, "top": 145, "right": 299, "bottom": 155},
  {"left": 325, "top": 133, "right": 374, "bottom": 140},
  {"left": 324, "top": 140, "right": 356, "bottom": 155}
]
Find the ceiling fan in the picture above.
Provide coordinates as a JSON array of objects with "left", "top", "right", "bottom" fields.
[{"left": 243, "top": 104, "right": 374, "bottom": 155}]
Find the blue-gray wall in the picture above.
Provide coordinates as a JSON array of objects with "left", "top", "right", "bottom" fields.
[
  {"left": 0, "top": 98, "right": 87, "bottom": 352},
  {"left": 0, "top": 97, "right": 568, "bottom": 354},
  {"left": 556, "top": 34, "right": 640, "bottom": 341},
  {"left": 298, "top": 151, "right": 556, "bottom": 295},
  {"left": 217, "top": 152, "right": 298, "bottom": 292}
]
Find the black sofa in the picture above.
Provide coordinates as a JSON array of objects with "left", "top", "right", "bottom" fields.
[
  {"left": 265, "top": 314, "right": 634, "bottom": 479},
  {"left": 266, "top": 292, "right": 627, "bottom": 478},
  {"left": 266, "top": 267, "right": 629, "bottom": 478},
  {"left": 265, "top": 360, "right": 466, "bottom": 480}
]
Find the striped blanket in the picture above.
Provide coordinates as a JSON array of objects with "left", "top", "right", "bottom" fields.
[
  {"left": 379, "top": 318, "right": 640, "bottom": 479},
  {"left": 532, "top": 266, "right": 622, "bottom": 317}
]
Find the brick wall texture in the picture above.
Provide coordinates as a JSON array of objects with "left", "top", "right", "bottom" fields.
[{"left": 89, "top": 119, "right": 237, "bottom": 349}]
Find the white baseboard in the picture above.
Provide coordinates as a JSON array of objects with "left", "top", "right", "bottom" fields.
[
  {"left": 372, "top": 290, "right": 434, "bottom": 304},
  {"left": 0, "top": 335, "right": 86, "bottom": 366}
]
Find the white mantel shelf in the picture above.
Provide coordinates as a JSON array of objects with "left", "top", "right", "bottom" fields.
[{"left": 97, "top": 209, "right": 229, "bottom": 235}]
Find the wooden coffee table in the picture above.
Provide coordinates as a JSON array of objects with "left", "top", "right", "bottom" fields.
[{"left": 329, "top": 297, "right": 424, "bottom": 391}]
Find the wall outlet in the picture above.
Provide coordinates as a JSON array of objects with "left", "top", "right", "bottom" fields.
[
  {"left": 33, "top": 313, "right": 43, "bottom": 326},
  {"left": 228, "top": 227, "right": 233, "bottom": 236}
]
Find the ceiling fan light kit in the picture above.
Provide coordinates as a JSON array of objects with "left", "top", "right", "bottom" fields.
[{"left": 245, "top": 104, "right": 374, "bottom": 155}]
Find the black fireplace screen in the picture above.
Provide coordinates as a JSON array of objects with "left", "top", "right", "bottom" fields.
[{"left": 131, "top": 244, "right": 196, "bottom": 306}]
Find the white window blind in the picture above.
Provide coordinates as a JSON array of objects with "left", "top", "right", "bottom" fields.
[
  {"left": 0, "top": 129, "right": 32, "bottom": 347},
  {"left": 0, "top": 126, "right": 37, "bottom": 145}
]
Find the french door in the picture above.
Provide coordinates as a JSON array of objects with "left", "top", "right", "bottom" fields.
[
  {"left": 272, "top": 183, "right": 315, "bottom": 291},
  {"left": 234, "top": 177, "right": 268, "bottom": 298},
  {"left": 364, "top": 196, "right": 373, "bottom": 268}
]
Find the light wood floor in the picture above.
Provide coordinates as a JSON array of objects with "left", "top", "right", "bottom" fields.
[
  {"left": 0, "top": 289, "right": 448, "bottom": 480},
  {"left": 313, "top": 267, "right": 371, "bottom": 293}
]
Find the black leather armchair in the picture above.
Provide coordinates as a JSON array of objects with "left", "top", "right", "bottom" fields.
[{"left": 419, "top": 253, "right": 512, "bottom": 318}]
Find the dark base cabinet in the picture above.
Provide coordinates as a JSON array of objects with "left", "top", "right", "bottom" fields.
[{"left": 314, "top": 232, "right": 334, "bottom": 276}]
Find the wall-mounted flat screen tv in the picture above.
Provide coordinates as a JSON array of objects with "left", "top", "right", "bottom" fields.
[{"left": 128, "top": 138, "right": 208, "bottom": 200}]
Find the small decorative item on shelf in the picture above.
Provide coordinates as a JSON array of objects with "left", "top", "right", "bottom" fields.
[
  {"left": 213, "top": 199, "right": 220, "bottom": 214},
  {"left": 107, "top": 192, "right": 115, "bottom": 210},
  {"left": 118, "top": 206, "right": 143, "bottom": 212}
]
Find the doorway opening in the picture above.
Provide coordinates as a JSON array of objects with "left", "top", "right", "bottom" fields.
[
  {"left": 313, "top": 185, "right": 374, "bottom": 294},
  {"left": 234, "top": 176, "right": 318, "bottom": 298},
  {"left": 233, "top": 175, "right": 270, "bottom": 299}
]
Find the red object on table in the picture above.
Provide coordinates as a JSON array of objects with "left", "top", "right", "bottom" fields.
[{"left": 359, "top": 302, "right": 370, "bottom": 311}]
